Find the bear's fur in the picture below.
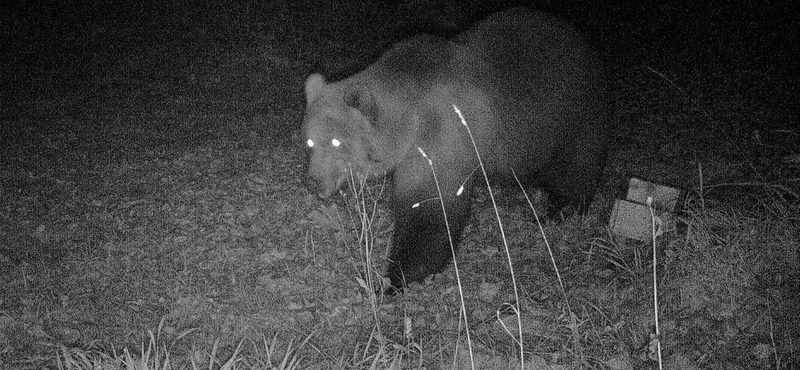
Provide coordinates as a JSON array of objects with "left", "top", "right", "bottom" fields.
[{"left": 302, "top": 8, "right": 609, "bottom": 292}]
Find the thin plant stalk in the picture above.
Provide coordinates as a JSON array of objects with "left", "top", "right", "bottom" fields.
[
  {"left": 346, "top": 167, "right": 385, "bottom": 342},
  {"left": 453, "top": 104, "right": 524, "bottom": 368},
  {"left": 511, "top": 171, "right": 581, "bottom": 361},
  {"left": 647, "top": 197, "right": 664, "bottom": 370},
  {"left": 416, "top": 146, "right": 475, "bottom": 370}
]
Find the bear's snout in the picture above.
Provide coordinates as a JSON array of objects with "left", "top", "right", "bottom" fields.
[{"left": 307, "top": 169, "right": 346, "bottom": 199}]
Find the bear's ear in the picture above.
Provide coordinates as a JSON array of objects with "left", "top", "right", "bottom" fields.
[
  {"left": 304, "top": 73, "right": 326, "bottom": 104},
  {"left": 345, "top": 86, "right": 379, "bottom": 123}
]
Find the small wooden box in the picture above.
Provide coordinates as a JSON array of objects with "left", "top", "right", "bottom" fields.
[{"left": 609, "top": 177, "right": 685, "bottom": 240}]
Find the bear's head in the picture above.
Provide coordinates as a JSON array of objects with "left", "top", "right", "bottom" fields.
[{"left": 302, "top": 73, "right": 391, "bottom": 199}]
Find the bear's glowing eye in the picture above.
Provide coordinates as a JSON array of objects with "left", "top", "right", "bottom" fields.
[
  {"left": 331, "top": 138, "right": 341, "bottom": 147},
  {"left": 307, "top": 139, "right": 314, "bottom": 148}
]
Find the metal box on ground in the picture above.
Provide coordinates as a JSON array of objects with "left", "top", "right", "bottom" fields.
[{"left": 609, "top": 176, "right": 686, "bottom": 241}]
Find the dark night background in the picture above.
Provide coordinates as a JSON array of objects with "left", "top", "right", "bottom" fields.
[
  {"left": 1, "top": 0, "right": 798, "bottom": 369},
  {"left": 3, "top": 1, "right": 797, "bottom": 121}
]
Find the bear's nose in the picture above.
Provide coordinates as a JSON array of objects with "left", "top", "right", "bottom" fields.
[
  {"left": 305, "top": 176, "right": 326, "bottom": 199},
  {"left": 306, "top": 173, "right": 340, "bottom": 200},
  {"left": 316, "top": 188, "right": 334, "bottom": 199}
]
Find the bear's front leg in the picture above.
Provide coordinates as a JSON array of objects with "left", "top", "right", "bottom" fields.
[{"left": 384, "top": 188, "right": 472, "bottom": 294}]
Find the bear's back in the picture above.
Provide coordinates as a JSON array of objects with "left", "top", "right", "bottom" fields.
[
  {"left": 340, "top": 7, "right": 607, "bottom": 180},
  {"left": 364, "top": 35, "right": 457, "bottom": 97},
  {"left": 453, "top": 8, "right": 607, "bottom": 175}
]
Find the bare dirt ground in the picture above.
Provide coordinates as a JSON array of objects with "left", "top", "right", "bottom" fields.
[{"left": 1, "top": 1, "right": 798, "bottom": 369}]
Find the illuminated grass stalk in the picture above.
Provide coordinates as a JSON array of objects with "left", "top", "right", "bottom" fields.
[
  {"left": 452, "top": 104, "right": 524, "bottom": 368},
  {"left": 647, "top": 197, "right": 664, "bottom": 370},
  {"left": 511, "top": 171, "right": 570, "bottom": 303},
  {"left": 345, "top": 166, "right": 386, "bottom": 342},
  {"left": 415, "top": 146, "right": 475, "bottom": 370}
]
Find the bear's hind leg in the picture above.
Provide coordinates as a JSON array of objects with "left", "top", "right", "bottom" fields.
[{"left": 539, "top": 129, "right": 606, "bottom": 219}]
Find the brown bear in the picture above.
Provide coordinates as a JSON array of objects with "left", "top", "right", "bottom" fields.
[{"left": 302, "top": 8, "right": 609, "bottom": 293}]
